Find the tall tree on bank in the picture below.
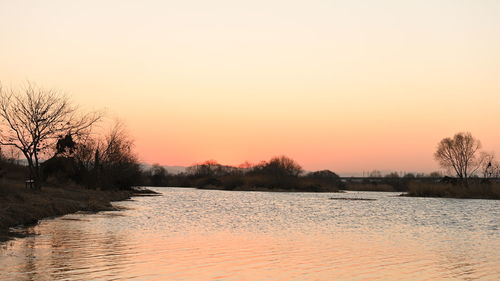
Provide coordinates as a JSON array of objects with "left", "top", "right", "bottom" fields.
[
  {"left": 434, "top": 132, "right": 483, "bottom": 183},
  {"left": 0, "top": 83, "right": 101, "bottom": 189}
]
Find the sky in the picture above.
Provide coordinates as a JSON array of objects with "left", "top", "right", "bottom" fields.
[{"left": 1, "top": 0, "right": 499, "bottom": 174}]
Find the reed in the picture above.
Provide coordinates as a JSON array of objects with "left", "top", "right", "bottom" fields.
[{"left": 406, "top": 182, "right": 500, "bottom": 199}]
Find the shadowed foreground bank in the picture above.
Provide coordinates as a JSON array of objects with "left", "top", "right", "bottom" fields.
[{"left": 0, "top": 182, "right": 157, "bottom": 242}]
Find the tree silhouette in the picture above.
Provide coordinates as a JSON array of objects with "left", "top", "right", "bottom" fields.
[
  {"left": 434, "top": 132, "right": 483, "bottom": 183},
  {"left": 0, "top": 83, "right": 101, "bottom": 189}
]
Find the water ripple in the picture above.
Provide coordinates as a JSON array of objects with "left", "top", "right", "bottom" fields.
[{"left": 1, "top": 188, "right": 499, "bottom": 280}]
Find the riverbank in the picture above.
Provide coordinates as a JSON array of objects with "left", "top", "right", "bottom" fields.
[
  {"left": 0, "top": 183, "right": 158, "bottom": 242},
  {"left": 405, "top": 182, "right": 500, "bottom": 200}
]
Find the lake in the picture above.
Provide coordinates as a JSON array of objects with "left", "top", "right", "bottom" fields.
[{"left": 1, "top": 188, "right": 499, "bottom": 280}]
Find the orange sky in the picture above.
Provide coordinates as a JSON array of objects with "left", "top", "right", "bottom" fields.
[{"left": 1, "top": 0, "right": 499, "bottom": 174}]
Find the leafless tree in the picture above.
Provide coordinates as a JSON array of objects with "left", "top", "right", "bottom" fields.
[
  {"left": 434, "top": 132, "right": 484, "bottom": 182},
  {"left": 0, "top": 83, "right": 101, "bottom": 189},
  {"left": 98, "top": 121, "right": 137, "bottom": 166},
  {"left": 481, "top": 152, "right": 500, "bottom": 179},
  {"left": 73, "top": 135, "right": 100, "bottom": 170},
  {"left": 43, "top": 120, "right": 141, "bottom": 190},
  {"left": 94, "top": 121, "right": 142, "bottom": 189}
]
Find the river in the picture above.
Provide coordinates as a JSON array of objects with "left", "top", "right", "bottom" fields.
[{"left": 1, "top": 188, "right": 499, "bottom": 280}]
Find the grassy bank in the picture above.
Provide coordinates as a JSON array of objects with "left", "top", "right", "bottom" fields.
[
  {"left": 0, "top": 182, "right": 156, "bottom": 242},
  {"left": 405, "top": 182, "right": 500, "bottom": 199}
]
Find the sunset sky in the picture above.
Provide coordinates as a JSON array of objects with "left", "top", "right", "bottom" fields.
[{"left": 1, "top": 0, "right": 499, "bottom": 174}]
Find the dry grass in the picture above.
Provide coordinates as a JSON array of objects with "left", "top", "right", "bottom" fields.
[
  {"left": 0, "top": 180, "right": 133, "bottom": 241},
  {"left": 406, "top": 182, "right": 500, "bottom": 199}
]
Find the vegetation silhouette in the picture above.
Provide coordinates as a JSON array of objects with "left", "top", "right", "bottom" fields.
[
  {"left": 435, "top": 132, "right": 483, "bottom": 184},
  {"left": 0, "top": 82, "right": 154, "bottom": 241},
  {"left": 145, "top": 156, "right": 343, "bottom": 192},
  {"left": 141, "top": 148, "right": 499, "bottom": 198},
  {"left": 0, "top": 139, "right": 151, "bottom": 241},
  {"left": 406, "top": 181, "right": 500, "bottom": 199},
  {"left": 1, "top": 82, "right": 500, "bottom": 242},
  {"left": 0, "top": 83, "right": 101, "bottom": 189},
  {"left": 42, "top": 121, "right": 143, "bottom": 190},
  {"left": 402, "top": 131, "right": 500, "bottom": 199}
]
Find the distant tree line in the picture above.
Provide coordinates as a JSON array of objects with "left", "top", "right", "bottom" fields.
[{"left": 142, "top": 156, "right": 344, "bottom": 192}]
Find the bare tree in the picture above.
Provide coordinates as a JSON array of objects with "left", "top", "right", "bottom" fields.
[
  {"left": 41, "top": 120, "right": 142, "bottom": 190},
  {"left": 0, "top": 83, "right": 101, "bottom": 189},
  {"left": 434, "top": 132, "right": 483, "bottom": 183},
  {"left": 73, "top": 135, "right": 100, "bottom": 170},
  {"left": 95, "top": 121, "right": 142, "bottom": 189},
  {"left": 481, "top": 152, "right": 500, "bottom": 179},
  {"left": 99, "top": 121, "right": 137, "bottom": 166}
]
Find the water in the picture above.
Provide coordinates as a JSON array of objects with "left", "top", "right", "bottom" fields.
[{"left": 1, "top": 188, "right": 499, "bottom": 280}]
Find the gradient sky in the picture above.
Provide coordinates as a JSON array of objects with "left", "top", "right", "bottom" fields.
[{"left": 1, "top": 0, "right": 499, "bottom": 174}]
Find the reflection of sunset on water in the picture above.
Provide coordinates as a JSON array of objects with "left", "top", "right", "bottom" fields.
[{"left": 1, "top": 188, "right": 499, "bottom": 280}]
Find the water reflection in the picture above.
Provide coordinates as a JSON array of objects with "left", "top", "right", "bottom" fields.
[{"left": 1, "top": 188, "right": 499, "bottom": 280}]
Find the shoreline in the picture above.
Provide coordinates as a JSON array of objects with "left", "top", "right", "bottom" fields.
[
  {"left": 195, "top": 184, "right": 340, "bottom": 193},
  {"left": 402, "top": 193, "right": 500, "bottom": 200},
  {"left": 0, "top": 184, "right": 159, "bottom": 242},
  {"left": 194, "top": 184, "right": 500, "bottom": 199}
]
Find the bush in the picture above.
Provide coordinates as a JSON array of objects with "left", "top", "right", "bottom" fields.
[{"left": 158, "top": 156, "right": 343, "bottom": 192}]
